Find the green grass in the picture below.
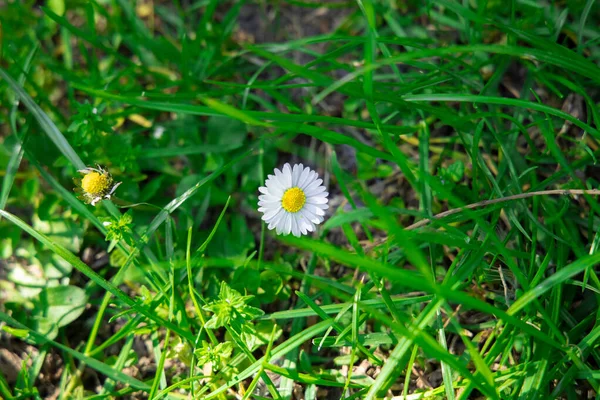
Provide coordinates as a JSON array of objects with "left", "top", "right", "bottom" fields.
[{"left": 1, "top": 0, "right": 600, "bottom": 399}]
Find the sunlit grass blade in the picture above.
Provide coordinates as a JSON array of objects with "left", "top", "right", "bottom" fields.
[
  {"left": 0, "top": 68, "right": 86, "bottom": 169},
  {"left": 0, "top": 311, "right": 156, "bottom": 394},
  {"left": 0, "top": 209, "right": 194, "bottom": 342}
]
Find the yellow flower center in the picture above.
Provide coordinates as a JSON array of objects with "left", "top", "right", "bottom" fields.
[
  {"left": 81, "top": 172, "right": 110, "bottom": 196},
  {"left": 281, "top": 187, "right": 306, "bottom": 213}
]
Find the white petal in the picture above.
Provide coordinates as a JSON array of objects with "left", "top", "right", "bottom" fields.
[
  {"left": 283, "top": 213, "right": 292, "bottom": 235},
  {"left": 273, "top": 168, "right": 285, "bottom": 187},
  {"left": 282, "top": 163, "right": 293, "bottom": 188},
  {"left": 304, "top": 203, "right": 326, "bottom": 216},
  {"left": 300, "top": 207, "right": 321, "bottom": 224},
  {"left": 276, "top": 213, "right": 286, "bottom": 235},
  {"left": 268, "top": 210, "right": 283, "bottom": 228},
  {"left": 303, "top": 178, "right": 323, "bottom": 193},
  {"left": 313, "top": 203, "right": 329, "bottom": 211},
  {"left": 296, "top": 167, "right": 311, "bottom": 189},
  {"left": 108, "top": 182, "right": 121, "bottom": 196},
  {"left": 291, "top": 164, "right": 302, "bottom": 186},
  {"left": 258, "top": 202, "right": 281, "bottom": 211},
  {"left": 266, "top": 208, "right": 284, "bottom": 221},
  {"left": 299, "top": 217, "right": 312, "bottom": 235},
  {"left": 266, "top": 176, "right": 286, "bottom": 195},
  {"left": 305, "top": 186, "right": 327, "bottom": 197},
  {"left": 299, "top": 213, "right": 316, "bottom": 232},
  {"left": 259, "top": 194, "right": 281, "bottom": 202},
  {"left": 298, "top": 220, "right": 308, "bottom": 235},
  {"left": 258, "top": 198, "right": 281, "bottom": 206},
  {"left": 307, "top": 196, "right": 328, "bottom": 205},
  {"left": 299, "top": 171, "right": 317, "bottom": 190},
  {"left": 268, "top": 210, "right": 285, "bottom": 229},
  {"left": 275, "top": 212, "right": 287, "bottom": 234},
  {"left": 291, "top": 215, "right": 300, "bottom": 237},
  {"left": 265, "top": 178, "right": 283, "bottom": 195},
  {"left": 258, "top": 186, "right": 269, "bottom": 194},
  {"left": 262, "top": 206, "right": 282, "bottom": 221},
  {"left": 298, "top": 210, "right": 315, "bottom": 223}
]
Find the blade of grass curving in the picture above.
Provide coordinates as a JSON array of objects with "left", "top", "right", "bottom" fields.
[
  {"left": 355, "top": 14, "right": 449, "bottom": 396},
  {"left": 203, "top": 320, "right": 332, "bottom": 399},
  {"left": 282, "top": 236, "right": 563, "bottom": 350},
  {"left": 70, "top": 83, "right": 409, "bottom": 133},
  {"left": 0, "top": 311, "right": 155, "bottom": 393},
  {"left": 199, "top": 96, "right": 269, "bottom": 126},
  {"left": 0, "top": 209, "right": 194, "bottom": 342},
  {"left": 152, "top": 375, "right": 207, "bottom": 400},
  {"left": 401, "top": 93, "right": 600, "bottom": 138},
  {"left": 447, "top": 310, "right": 496, "bottom": 393},
  {"left": 402, "top": 345, "right": 419, "bottom": 399},
  {"left": 330, "top": 151, "right": 373, "bottom": 239},
  {"left": 344, "top": 285, "right": 362, "bottom": 393},
  {"left": 41, "top": 6, "right": 170, "bottom": 80},
  {"left": 261, "top": 295, "right": 433, "bottom": 320},
  {"left": 508, "top": 252, "right": 600, "bottom": 315},
  {"left": 0, "top": 371, "right": 12, "bottom": 400},
  {"left": 0, "top": 127, "right": 28, "bottom": 214},
  {"left": 364, "top": 300, "right": 443, "bottom": 399},
  {"left": 9, "top": 44, "right": 38, "bottom": 133},
  {"left": 314, "top": 332, "right": 398, "bottom": 348},
  {"left": 185, "top": 228, "right": 217, "bottom": 346},
  {"left": 143, "top": 149, "right": 253, "bottom": 242},
  {"left": 138, "top": 143, "right": 243, "bottom": 158},
  {"left": 195, "top": 196, "right": 231, "bottom": 255},
  {"left": 277, "top": 249, "right": 322, "bottom": 398},
  {"left": 102, "top": 336, "right": 135, "bottom": 395},
  {"left": 149, "top": 330, "right": 171, "bottom": 399},
  {"left": 263, "top": 363, "right": 359, "bottom": 388},
  {"left": 5, "top": 48, "right": 37, "bottom": 209},
  {"left": 67, "top": 94, "right": 399, "bottom": 162},
  {"left": 296, "top": 292, "right": 381, "bottom": 365},
  {"left": 0, "top": 68, "right": 85, "bottom": 169}
]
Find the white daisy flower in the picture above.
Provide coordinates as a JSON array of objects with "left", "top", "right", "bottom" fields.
[{"left": 258, "top": 163, "right": 329, "bottom": 237}]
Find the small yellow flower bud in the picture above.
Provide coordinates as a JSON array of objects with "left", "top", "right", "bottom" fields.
[
  {"left": 75, "top": 166, "right": 121, "bottom": 206},
  {"left": 81, "top": 171, "right": 111, "bottom": 196}
]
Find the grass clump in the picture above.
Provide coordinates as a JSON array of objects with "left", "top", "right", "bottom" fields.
[{"left": 1, "top": 1, "right": 600, "bottom": 399}]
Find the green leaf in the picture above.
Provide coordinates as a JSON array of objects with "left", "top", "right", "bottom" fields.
[
  {"left": 35, "top": 285, "right": 87, "bottom": 339},
  {"left": 194, "top": 341, "right": 234, "bottom": 371},
  {"left": 446, "top": 160, "right": 465, "bottom": 183},
  {"left": 41, "top": 285, "right": 87, "bottom": 328}
]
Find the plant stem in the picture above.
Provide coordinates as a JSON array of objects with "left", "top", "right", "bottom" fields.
[{"left": 406, "top": 189, "right": 600, "bottom": 230}]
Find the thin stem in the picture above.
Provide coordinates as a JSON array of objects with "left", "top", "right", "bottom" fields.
[
  {"left": 362, "top": 189, "right": 600, "bottom": 250},
  {"left": 186, "top": 228, "right": 217, "bottom": 345},
  {"left": 406, "top": 189, "right": 600, "bottom": 230}
]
